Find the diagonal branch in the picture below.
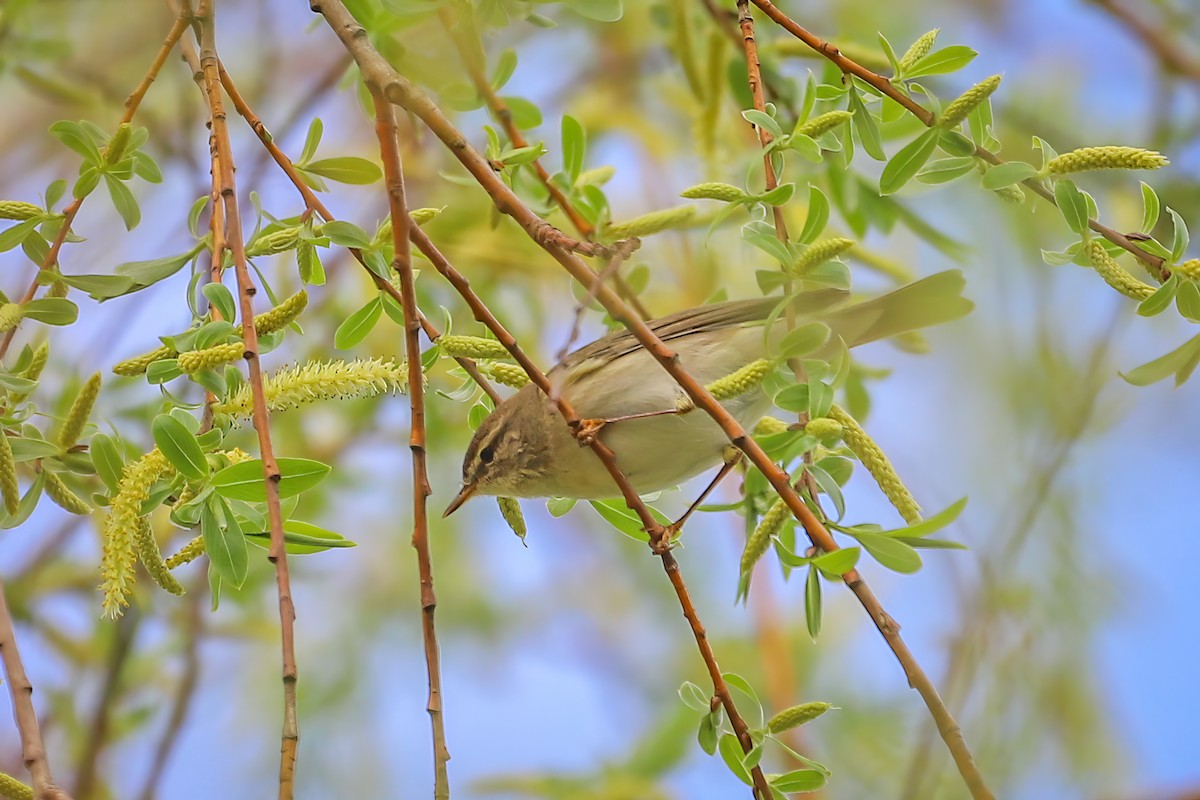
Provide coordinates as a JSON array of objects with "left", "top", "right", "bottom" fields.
[
  {"left": 368, "top": 83, "right": 452, "bottom": 800},
  {"left": 194, "top": 4, "right": 298, "bottom": 797}
]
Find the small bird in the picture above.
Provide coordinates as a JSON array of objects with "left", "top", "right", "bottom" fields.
[{"left": 444, "top": 271, "right": 972, "bottom": 515}]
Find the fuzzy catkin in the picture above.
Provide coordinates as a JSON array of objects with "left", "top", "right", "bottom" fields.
[
  {"left": 0, "top": 304, "right": 25, "bottom": 333},
  {"left": 57, "top": 372, "right": 101, "bottom": 448},
  {"left": 177, "top": 342, "right": 245, "bottom": 373},
  {"left": 214, "top": 358, "right": 409, "bottom": 418},
  {"left": 43, "top": 471, "right": 91, "bottom": 515},
  {"left": 1047, "top": 146, "right": 1169, "bottom": 175},
  {"left": 1086, "top": 240, "right": 1156, "bottom": 301},
  {"left": 482, "top": 362, "right": 531, "bottom": 388},
  {"left": 706, "top": 359, "right": 773, "bottom": 400},
  {"left": 0, "top": 201, "right": 42, "bottom": 221},
  {"left": 165, "top": 534, "right": 205, "bottom": 570},
  {"left": 767, "top": 702, "right": 833, "bottom": 733},
  {"left": 795, "top": 110, "right": 853, "bottom": 138},
  {"left": 101, "top": 449, "right": 173, "bottom": 617},
  {"left": 741, "top": 497, "right": 789, "bottom": 576},
  {"left": 828, "top": 405, "right": 922, "bottom": 525},
  {"left": 605, "top": 205, "right": 696, "bottom": 238},
  {"left": 437, "top": 335, "right": 512, "bottom": 360},
  {"left": 939, "top": 75, "right": 1002, "bottom": 129},
  {"left": 791, "top": 238, "right": 854, "bottom": 275},
  {"left": 0, "top": 771, "right": 32, "bottom": 800},
  {"left": 135, "top": 517, "right": 185, "bottom": 596},
  {"left": 0, "top": 430, "right": 19, "bottom": 515},
  {"left": 898, "top": 29, "right": 939, "bottom": 72}
]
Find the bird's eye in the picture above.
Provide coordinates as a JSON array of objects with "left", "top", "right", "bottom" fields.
[{"left": 479, "top": 445, "right": 495, "bottom": 464}]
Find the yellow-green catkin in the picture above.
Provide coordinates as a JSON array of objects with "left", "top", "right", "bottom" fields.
[
  {"left": 0, "top": 201, "right": 42, "bottom": 221},
  {"left": 165, "top": 534, "right": 205, "bottom": 570},
  {"left": 57, "top": 372, "right": 101, "bottom": 448},
  {"left": 804, "top": 416, "right": 844, "bottom": 441},
  {"left": 898, "top": 29, "right": 939, "bottom": 73},
  {"left": 791, "top": 237, "right": 855, "bottom": 275},
  {"left": 1174, "top": 259, "right": 1200, "bottom": 281},
  {"left": 214, "top": 358, "right": 409, "bottom": 418},
  {"left": 135, "top": 517, "right": 185, "bottom": 596},
  {"left": 438, "top": 335, "right": 511, "bottom": 360},
  {"left": 497, "top": 497, "right": 527, "bottom": 545},
  {"left": 0, "top": 771, "right": 33, "bottom": 800},
  {"left": 104, "top": 123, "right": 132, "bottom": 164},
  {"left": 767, "top": 702, "right": 833, "bottom": 733},
  {"left": 10, "top": 342, "right": 49, "bottom": 404},
  {"left": 177, "top": 342, "right": 245, "bottom": 374},
  {"left": 101, "top": 449, "right": 173, "bottom": 617},
  {"left": 112, "top": 343, "right": 175, "bottom": 377},
  {"left": 680, "top": 182, "right": 749, "bottom": 203},
  {"left": 482, "top": 361, "right": 531, "bottom": 388},
  {"left": 828, "top": 405, "right": 922, "bottom": 525},
  {"left": 0, "top": 430, "right": 18, "bottom": 515},
  {"left": 0, "top": 304, "right": 25, "bottom": 333},
  {"left": 111, "top": 291, "right": 308, "bottom": 377},
  {"left": 1047, "top": 146, "right": 1169, "bottom": 175},
  {"left": 605, "top": 205, "right": 697, "bottom": 238},
  {"left": 706, "top": 359, "right": 773, "bottom": 400},
  {"left": 938, "top": 75, "right": 1002, "bottom": 129},
  {"left": 753, "top": 416, "right": 790, "bottom": 437},
  {"left": 1086, "top": 240, "right": 1156, "bottom": 301},
  {"left": 246, "top": 227, "right": 302, "bottom": 258},
  {"left": 795, "top": 110, "right": 854, "bottom": 138},
  {"left": 43, "top": 471, "right": 91, "bottom": 515},
  {"left": 994, "top": 184, "right": 1026, "bottom": 205},
  {"left": 742, "top": 496, "right": 789, "bottom": 576}
]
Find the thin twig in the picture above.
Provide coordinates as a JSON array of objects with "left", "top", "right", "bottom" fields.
[
  {"left": 194, "top": 4, "right": 298, "bottom": 797},
  {"left": 436, "top": 6, "right": 652, "bottom": 320},
  {"left": 214, "top": 61, "right": 501, "bottom": 405},
  {"left": 746, "top": 0, "right": 1169, "bottom": 281},
  {"left": 368, "top": 84, "right": 451, "bottom": 799},
  {"left": 0, "top": 575, "right": 69, "bottom": 800}
]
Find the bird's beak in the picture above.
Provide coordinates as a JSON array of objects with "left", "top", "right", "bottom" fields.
[{"left": 443, "top": 480, "right": 478, "bottom": 517}]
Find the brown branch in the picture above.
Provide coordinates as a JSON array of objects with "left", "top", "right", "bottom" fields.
[
  {"left": 736, "top": 1, "right": 788, "bottom": 242},
  {"left": 368, "top": 84, "right": 451, "bottom": 799},
  {"left": 1087, "top": 0, "right": 1200, "bottom": 81},
  {"left": 435, "top": 5, "right": 652, "bottom": 320},
  {"left": 214, "top": 61, "right": 502, "bottom": 405},
  {"left": 0, "top": 576, "right": 69, "bottom": 800},
  {"left": 746, "top": 0, "right": 1168, "bottom": 281},
  {"left": 193, "top": 5, "right": 297, "bottom": 797}
]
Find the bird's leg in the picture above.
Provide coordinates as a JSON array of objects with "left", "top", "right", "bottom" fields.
[
  {"left": 575, "top": 396, "right": 694, "bottom": 446},
  {"left": 666, "top": 446, "right": 744, "bottom": 537}
]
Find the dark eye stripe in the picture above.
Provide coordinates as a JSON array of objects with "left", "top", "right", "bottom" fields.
[{"left": 480, "top": 445, "right": 495, "bottom": 464}]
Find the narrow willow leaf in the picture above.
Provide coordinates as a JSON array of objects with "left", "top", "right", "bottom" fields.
[
  {"left": 854, "top": 531, "right": 923, "bottom": 573},
  {"left": 879, "top": 129, "right": 939, "bottom": 195},
  {"left": 882, "top": 496, "right": 967, "bottom": 537},
  {"left": 211, "top": 457, "right": 332, "bottom": 502},
  {"left": 303, "top": 157, "right": 382, "bottom": 185},
  {"left": 334, "top": 296, "right": 383, "bottom": 350},
  {"left": 150, "top": 415, "right": 207, "bottom": 480},
  {"left": 811, "top": 546, "right": 860, "bottom": 577},
  {"left": 202, "top": 496, "right": 248, "bottom": 588},
  {"left": 718, "top": 734, "right": 752, "bottom": 786}
]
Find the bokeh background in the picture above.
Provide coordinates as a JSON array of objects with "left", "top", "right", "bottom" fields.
[{"left": 0, "top": 0, "right": 1197, "bottom": 798}]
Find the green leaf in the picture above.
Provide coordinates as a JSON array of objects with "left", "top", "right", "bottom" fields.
[
  {"left": 500, "top": 96, "right": 543, "bottom": 129},
  {"left": 1168, "top": 207, "right": 1189, "bottom": 262},
  {"left": 797, "top": 185, "right": 829, "bottom": 245},
  {"left": 1139, "top": 181, "right": 1160, "bottom": 234},
  {"left": 678, "top": 681, "right": 709, "bottom": 712},
  {"left": 771, "top": 769, "right": 827, "bottom": 793},
  {"left": 151, "top": 414, "right": 208, "bottom": 480},
  {"left": 698, "top": 711, "right": 719, "bottom": 755},
  {"left": 546, "top": 497, "right": 576, "bottom": 517},
  {"left": 722, "top": 672, "right": 761, "bottom": 710},
  {"left": 805, "top": 564, "right": 822, "bottom": 639},
  {"left": 201, "top": 283, "right": 237, "bottom": 323},
  {"left": 779, "top": 322, "right": 831, "bottom": 359},
  {"left": 58, "top": 272, "right": 136, "bottom": 301},
  {"left": 0, "top": 472, "right": 45, "bottom": 530},
  {"left": 114, "top": 251, "right": 193, "bottom": 288},
  {"left": 0, "top": 373, "right": 36, "bottom": 394},
  {"left": 879, "top": 129, "right": 939, "bottom": 195},
  {"left": 562, "top": 115, "right": 586, "bottom": 184},
  {"left": 917, "top": 156, "right": 977, "bottom": 185},
  {"left": 245, "top": 520, "right": 357, "bottom": 554},
  {"left": 980, "top": 161, "right": 1039, "bottom": 190},
  {"left": 133, "top": 152, "right": 163, "bottom": 184},
  {"left": 1121, "top": 333, "right": 1200, "bottom": 387},
  {"left": 757, "top": 183, "right": 795, "bottom": 207},
  {"left": 211, "top": 457, "right": 332, "bottom": 502},
  {"left": 1053, "top": 179, "right": 1088, "bottom": 234},
  {"left": 103, "top": 174, "right": 140, "bottom": 230},
  {"left": 22, "top": 298, "right": 77, "bottom": 325},
  {"left": 303, "top": 157, "right": 382, "bottom": 185},
  {"left": 89, "top": 433, "right": 124, "bottom": 493},
  {"left": 811, "top": 546, "right": 860, "bottom": 577},
  {"left": 807, "top": 464, "right": 844, "bottom": 520},
  {"left": 848, "top": 87, "right": 885, "bottom": 161},
  {"left": 563, "top": 0, "right": 623, "bottom": 22},
  {"left": 903, "top": 45, "right": 978, "bottom": 78},
  {"left": 49, "top": 120, "right": 102, "bottom": 164},
  {"left": 145, "top": 359, "right": 182, "bottom": 384},
  {"left": 202, "top": 495, "right": 248, "bottom": 588},
  {"left": 742, "top": 109, "right": 783, "bottom": 139},
  {"left": 299, "top": 117, "right": 323, "bottom": 165},
  {"left": 321, "top": 220, "right": 371, "bottom": 248},
  {"left": 491, "top": 49, "right": 518, "bottom": 91},
  {"left": 854, "top": 531, "right": 922, "bottom": 573},
  {"left": 334, "top": 296, "right": 383, "bottom": 350},
  {"left": 1176, "top": 280, "right": 1200, "bottom": 323},
  {"left": 0, "top": 219, "right": 40, "bottom": 253},
  {"left": 717, "top": 734, "right": 752, "bottom": 786},
  {"left": 588, "top": 499, "right": 670, "bottom": 542},
  {"left": 882, "top": 496, "right": 967, "bottom": 537},
  {"left": 1137, "top": 273, "right": 1179, "bottom": 317},
  {"left": 892, "top": 536, "right": 968, "bottom": 550},
  {"left": 9, "top": 437, "right": 64, "bottom": 463}
]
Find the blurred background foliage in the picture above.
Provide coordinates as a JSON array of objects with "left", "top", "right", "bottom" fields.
[{"left": 0, "top": 0, "right": 1197, "bottom": 798}]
